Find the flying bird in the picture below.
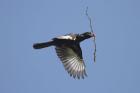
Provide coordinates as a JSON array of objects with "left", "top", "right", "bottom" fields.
[{"left": 33, "top": 32, "right": 95, "bottom": 79}]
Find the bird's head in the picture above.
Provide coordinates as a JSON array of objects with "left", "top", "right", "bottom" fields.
[
  {"left": 82, "top": 32, "right": 95, "bottom": 38},
  {"left": 77, "top": 32, "right": 96, "bottom": 42}
]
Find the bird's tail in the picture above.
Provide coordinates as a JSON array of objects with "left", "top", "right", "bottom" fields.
[{"left": 33, "top": 40, "right": 54, "bottom": 49}]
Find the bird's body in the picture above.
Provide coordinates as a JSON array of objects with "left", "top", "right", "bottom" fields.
[{"left": 33, "top": 32, "right": 95, "bottom": 79}]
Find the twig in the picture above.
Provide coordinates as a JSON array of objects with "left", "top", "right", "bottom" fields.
[{"left": 85, "top": 7, "right": 96, "bottom": 62}]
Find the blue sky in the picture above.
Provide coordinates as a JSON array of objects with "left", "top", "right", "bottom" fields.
[{"left": 0, "top": 0, "right": 140, "bottom": 93}]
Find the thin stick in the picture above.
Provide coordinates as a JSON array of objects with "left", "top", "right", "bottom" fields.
[{"left": 85, "top": 7, "right": 96, "bottom": 62}]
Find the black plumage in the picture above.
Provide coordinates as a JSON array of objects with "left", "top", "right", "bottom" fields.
[{"left": 33, "top": 32, "right": 95, "bottom": 79}]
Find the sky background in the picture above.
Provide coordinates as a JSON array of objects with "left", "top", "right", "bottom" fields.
[{"left": 0, "top": 0, "right": 140, "bottom": 93}]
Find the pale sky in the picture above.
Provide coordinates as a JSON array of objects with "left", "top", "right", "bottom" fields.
[{"left": 0, "top": 0, "right": 140, "bottom": 93}]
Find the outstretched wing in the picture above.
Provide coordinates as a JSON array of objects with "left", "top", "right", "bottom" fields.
[{"left": 55, "top": 45, "right": 87, "bottom": 79}]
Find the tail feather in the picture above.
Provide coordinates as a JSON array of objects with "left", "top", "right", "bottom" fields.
[{"left": 33, "top": 40, "right": 54, "bottom": 49}]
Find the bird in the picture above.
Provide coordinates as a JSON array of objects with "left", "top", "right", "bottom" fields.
[{"left": 33, "top": 32, "right": 95, "bottom": 79}]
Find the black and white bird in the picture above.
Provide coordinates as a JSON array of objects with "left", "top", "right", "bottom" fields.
[{"left": 33, "top": 32, "right": 95, "bottom": 79}]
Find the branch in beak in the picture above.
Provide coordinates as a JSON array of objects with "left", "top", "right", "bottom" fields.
[{"left": 91, "top": 32, "right": 96, "bottom": 38}]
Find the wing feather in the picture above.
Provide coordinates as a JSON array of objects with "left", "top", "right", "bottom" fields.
[{"left": 55, "top": 46, "right": 87, "bottom": 79}]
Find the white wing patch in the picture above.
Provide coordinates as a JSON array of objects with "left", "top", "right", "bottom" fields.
[
  {"left": 57, "top": 35, "right": 76, "bottom": 40},
  {"left": 55, "top": 46, "right": 87, "bottom": 79}
]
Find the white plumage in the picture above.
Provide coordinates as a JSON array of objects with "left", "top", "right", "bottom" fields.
[{"left": 57, "top": 35, "right": 76, "bottom": 40}]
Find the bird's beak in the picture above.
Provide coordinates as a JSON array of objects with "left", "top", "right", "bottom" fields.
[{"left": 91, "top": 33, "right": 96, "bottom": 38}]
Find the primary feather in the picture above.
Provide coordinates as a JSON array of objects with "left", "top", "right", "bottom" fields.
[{"left": 55, "top": 46, "right": 87, "bottom": 79}]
